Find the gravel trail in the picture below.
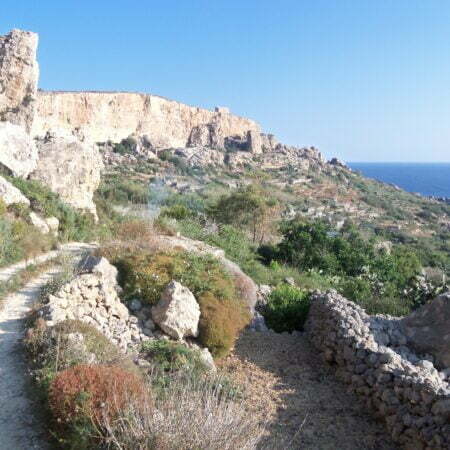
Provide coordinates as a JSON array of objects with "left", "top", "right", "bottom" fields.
[
  {"left": 221, "top": 330, "right": 398, "bottom": 450},
  {"left": 0, "top": 243, "right": 95, "bottom": 449}
]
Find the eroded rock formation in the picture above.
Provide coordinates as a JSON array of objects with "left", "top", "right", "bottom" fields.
[
  {"left": 33, "top": 91, "right": 261, "bottom": 149},
  {"left": 31, "top": 133, "right": 102, "bottom": 215},
  {"left": 0, "top": 29, "right": 39, "bottom": 132},
  {"left": 0, "top": 122, "right": 38, "bottom": 177}
]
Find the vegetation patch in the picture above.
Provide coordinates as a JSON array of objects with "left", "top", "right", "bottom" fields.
[
  {"left": 109, "top": 249, "right": 250, "bottom": 357},
  {"left": 263, "top": 285, "right": 311, "bottom": 333}
]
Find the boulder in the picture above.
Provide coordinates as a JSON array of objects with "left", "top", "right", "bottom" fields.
[
  {"left": 0, "top": 122, "right": 38, "bottom": 177},
  {"left": 45, "top": 216, "right": 59, "bottom": 235},
  {"left": 31, "top": 133, "right": 102, "bottom": 216},
  {"left": 0, "top": 29, "right": 39, "bottom": 132},
  {"left": 29, "top": 211, "right": 50, "bottom": 234},
  {"left": 151, "top": 280, "right": 201, "bottom": 340},
  {"left": 0, "top": 175, "right": 30, "bottom": 205},
  {"left": 401, "top": 292, "right": 450, "bottom": 368}
]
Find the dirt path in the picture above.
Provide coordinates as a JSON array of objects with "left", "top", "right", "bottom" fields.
[
  {"left": 0, "top": 243, "right": 95, "bottom": 449},
  {"left": 221, "top": 330, "right": 398, "bottom": 450}
]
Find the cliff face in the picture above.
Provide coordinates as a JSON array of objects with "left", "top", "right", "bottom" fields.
[
  {"left": 33, "top": 91, "right": 261, "bottom": 149},
  {"left": 0, "top": 29, "right": 39, "bottom": 132}
]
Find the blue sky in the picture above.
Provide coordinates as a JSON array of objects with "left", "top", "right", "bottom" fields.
[{"left": 3, "top": 1, "right": 450, "bottom": 162}]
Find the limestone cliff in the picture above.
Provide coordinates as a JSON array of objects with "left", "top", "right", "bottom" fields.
[
  {"left": 0, "top": 29, "right": 39, "bottom": 132},
  {"left": 33, "top": 91, "right": 261, "bottom": 149}
]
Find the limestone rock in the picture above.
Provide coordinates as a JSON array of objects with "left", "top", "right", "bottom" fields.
[
  {"left": 31, "top": 133, "right": 102, "bottom": 216},
  {"left": 0, "top": 122, "right": 38, "bottom": 177},
  {"left": 247, "top": 130, "right": 263, "bottom": 154},
  {"left": 33, "top": 91, "right": 260, "bottom": 148},
  {"left": 29, "top": 212, "right": 50, "bottom": 234},
  {"left": 188, "top": 124, "right": 211, "bottom": 147},
  {"left": 151, "top": 280, "right": 201, "bottom": 340},
  {"left": 39, "top": 255, "right": 147, "bottom": 351},
  {"left": 401, "top": 292, "right": 450, "bottom": 368},
  {"left": 45, "top": 216, "right": 59, "bottom": 235},
  {"left": 0, "top": 29, "right": 39, "bottom": 132},
  {"left": 0, "top": 175, "right": 30, "bottom": 205},
  {"left": 174, "top": 146, "right": 225, "bottom": 168}
]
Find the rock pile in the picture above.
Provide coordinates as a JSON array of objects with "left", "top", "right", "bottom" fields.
[
  {"left": 306, "top": 291, "right": 450, "bottom": 449},
  {"left": 39, "top": 256, "right": 149, "bottom": 351}
]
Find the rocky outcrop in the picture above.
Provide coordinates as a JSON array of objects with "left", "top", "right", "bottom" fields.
[
  {"left": 401, "top": 292, "right": 450, "bottom": 368},
  {"left": 0, "top": 29, "right": 39, "bottom": 132},
  {"left": 306, "top": 291, "right": 450, "bottom": 449},
  {"left": 0, "top": 175, "right": 30, "bottom": 205},
  {"left": 33, "top": 91, "right": 261, "bottom": 149},
  {"left": 174, "top": 146, "right": 225, "bottom": 168},
  {"left": 39, "top": 256, "right": 149, "bottom": 351},
  {"left": 151, "top": 280, "right": 201, "bottom": 340},
  {"left": 0, "top": 122, "right": 38, "bottom": 177},
  {"left": 31, "top": 133, "right": 102, "bottom": 215}
]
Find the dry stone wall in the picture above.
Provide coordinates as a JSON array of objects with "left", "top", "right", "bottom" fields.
[
  {"left": 306, "top": 291, "right": 450, "bottom": 449},
  {"left": 39, "top": 256, "right": 150, "bottom": 352}
]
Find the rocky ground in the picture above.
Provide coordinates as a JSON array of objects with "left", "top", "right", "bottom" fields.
[{"left": 221, "top": 330, "right": 398, "bottom": 450}]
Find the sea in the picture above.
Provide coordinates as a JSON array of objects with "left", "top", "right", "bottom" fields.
[{"left": 348, "top": 163, "right": 450, "bottom": 199}]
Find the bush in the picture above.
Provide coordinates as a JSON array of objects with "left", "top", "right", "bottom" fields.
[
  {"left": 6, "top": 176, "right": 95, "bottom": 241},
  {"left": 101, "top": 375, "right": 263, "bottom": 450},
  {"left": 115, "top": 250, "right": 235, "bottom": 306},
  {"left": 198, "top": 292, "right": 250, "bottom": 358},
  {"left": 0, "top": 198, "right": 6, "bottom": 215},
  {"left": 263, "top": 285, "right": 310, "bottom": 333},
  {"left": 96, "top": 176, "right": 149, "bottom": 204},
  {"left": 113, "top": 137, "right": 137, "bottom": 155},
  {"left": 49, "top": 364, "right": 148, "bottom": 443},
  {"left": 112, "top": 249, "right": 249, "bottom": 358},
  {"left": 142, "top": 340, "right": 205, "bottom": 371}
]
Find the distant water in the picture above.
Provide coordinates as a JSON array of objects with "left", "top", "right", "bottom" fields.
[{"left": 348, "top": 163, "right": 450, "bottom": 198}]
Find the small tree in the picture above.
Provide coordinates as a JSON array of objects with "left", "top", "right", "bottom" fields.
[{"left": 208, "top": 184, "right": 279, "bottom": 243}]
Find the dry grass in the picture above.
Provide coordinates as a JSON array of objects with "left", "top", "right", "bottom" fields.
[
  {"left": 100, "top": 374, "right": 264, "bottom": 450},
  {"left": 0, "top": 260, "right": 55, "bottom": 312}
]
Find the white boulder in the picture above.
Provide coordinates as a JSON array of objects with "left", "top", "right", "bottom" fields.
[
  {"left": 0, "top": 122, "right": 38, "bottom": 177},
  {"left": 151, "top": 280, "right": 201, "bottom": 340},
  {"left": 0, "top": 175, "right": 30, "bottom": 205}
]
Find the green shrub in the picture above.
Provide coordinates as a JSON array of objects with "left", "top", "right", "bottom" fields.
[
  {"left": 160, "top": 203, "right": 193, "bottom": 220},
  {"left": 6, "top": 176, "right": 95, "bottom": 241},
  {"left": 96, "top": 176, "right": 149, "bottom": 204},
  {"left": 112, "top": 249, "right": 249, "bottom": 357},
  {"left": 0, "top": 198, "right": 6, "bottom": 216},
  {"left": 115, "top": 250, "right": 235, "bottom": 306},
  {"left": 197, "top": 292, "right": 250, "bottom": 358},
  {"left": 7, "top": 202, "right": 30, "bottom": 220},
  {"left": 263, "top": 285, "right": 310, "bottom": 333},
  {"left": 113, "top": 137, "right": 137, "bottom": 155},
  {"left": 141, "top": 339, "right": 208, "bottom": 375}
]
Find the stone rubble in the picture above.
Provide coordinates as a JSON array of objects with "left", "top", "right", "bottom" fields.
[
  {"left": 306, "top": 290, "right": 450, "bottom": 449},
  {"left": 38, "top": 256, "right": 150, "bottom": 351}
]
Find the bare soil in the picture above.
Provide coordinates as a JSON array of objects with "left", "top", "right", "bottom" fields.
[{"left": 220, "top": 330, "right": 398, "bottom": 450}]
